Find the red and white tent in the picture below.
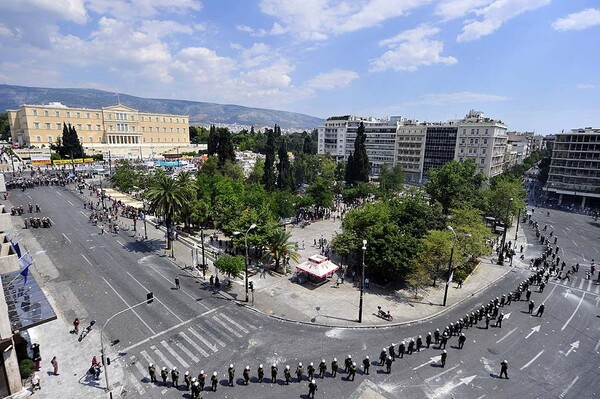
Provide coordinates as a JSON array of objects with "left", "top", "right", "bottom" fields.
[{"left": 295, "top": 255, "right": 339, "bottom": 279}]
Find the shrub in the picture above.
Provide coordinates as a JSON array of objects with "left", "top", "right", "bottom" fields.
[{"left": 19, "top": 359, "right": 34, "bottom": 379}]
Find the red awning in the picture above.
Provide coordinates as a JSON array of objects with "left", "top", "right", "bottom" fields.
[{"left": 295, "top": 255, "right": 339, "bottom": 279}]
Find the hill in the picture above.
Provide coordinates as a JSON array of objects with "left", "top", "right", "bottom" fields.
[{"left": 0, "top": 84, "right": 323, "bottom": 130}]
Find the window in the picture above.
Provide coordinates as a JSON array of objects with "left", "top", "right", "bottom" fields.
[
  {"left": 36, "top": 135, "right": 41, "bottom": 142},
  {"left": 471, "top": 129, "right": 474, "bottom": 134},
  {"left": 45, "top": 123, "right": 51, "bottom": 129},
  {"left": 176, "top": 128, "right": 179, "bottom": 133},
  {"left": 76, "top": 112, "right": 81, "bottom": 118},
  {"left": 141, "top": 127, "right": 145, "bottom": 132},
  {"left": 47, "top": 136, "right": 52, "bottom": 143},
  {"left": 86, "top": 113, "right": 90, "bottom": 118},
  {"left": 171, "top": 137, "right": 174, "bottom": 142},
  {"left": 149, "top": 127, "right": 153, "bottom": 132},
  {"left": 76, "top": 124, "right": 82, "bottom": 131},
  {"left": 96, "top": 125, "right": 101, "bottom": 130},
  {"left": 150, "top": 137, "right": 153, "bottom": 143},
  {"left": 87, "top": 124, "right": 92, "bottom": 130},
  {"left": 33, "top": 109, "right": 38, "bottom": 116},
  {"left": 55, "top": 111, "right": 60, "bottom": 117},
  {"left": 56, "top": 123, "right": 61, "bottom": 130},
  {"left": 482, "top": 149, "right": 486, "bottom": 154},
  {"left": 163, "top": 117, "right": 166, "bottom": 122},
  {"left": 480, "top": 158, "right": 485, "bottom": 165},
  {"left": 89, "top": 136, "right": 93, "bottom": 142},
  {"left": 163, "top": 127, "right": 167, "bottom": 132},
  {"left": 66, "top": 111, "right": 71, "bottom": 117},
  {"left": 131, "top": 115, "right": 134, "bottom": 121},
  {"left": 170, "top": 127, "right": 173, "bottom": 132},
  {"left": 483, "top": 139, "right": 488, "bottom": 144},
  {"left": 34, "top": 122, "right": 40, "bottom": 129},
  {"left": 141, "top": 116, "right": 144, "bottom": 121},
  {"left": 156, "top": 117, "right": 159, "bottom": 122},
  {"left": 44, "top": 110, "right": 49, "bottom": 116},
  {"left": 157, "top": 137, "right": 160, "bottom": 142},
  {"left": 170, "top": 118, "right": 172, "bottom": 123},
  {"left": 96, "top": 113, "right": 100, "bottom": 119}
]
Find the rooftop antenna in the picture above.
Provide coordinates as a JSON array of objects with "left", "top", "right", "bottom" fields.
[{"left": 114, "top": 93, "right": 120, "bottom": 104}]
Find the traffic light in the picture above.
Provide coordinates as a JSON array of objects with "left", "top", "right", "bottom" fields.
[
  {"left": 249, "top": 281, "right": 254, "bottom": 291},
  {"left": 146, "top": 292, "right": 154, "bottom": 304}
]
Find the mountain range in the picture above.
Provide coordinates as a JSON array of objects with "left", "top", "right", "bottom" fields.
[{"left": 0, "top": 84, "right": 323, "bottom": 130}]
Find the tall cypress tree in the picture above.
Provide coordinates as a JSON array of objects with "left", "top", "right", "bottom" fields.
[
  {"left": 262, "top": 128, "right": 276, "bottom": 191},
  {"left": 277, "top": 137, "right": 294, "bottom": 191},
  {"left": 216, "top": 127, "right": 235, "bottom": 168},
  {"left": 207, "top": 125, "right": 218, "bottom": 155},
  {"left": 353, "top": 122, "right": 370, "bottom": 183},
  {"left": 345, "top": 152, "right": 355, "bottom": 184}
]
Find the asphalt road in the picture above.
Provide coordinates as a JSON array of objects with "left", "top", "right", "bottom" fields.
[{"left": 9, "top": 181, "right": 600, "bottom": 399}]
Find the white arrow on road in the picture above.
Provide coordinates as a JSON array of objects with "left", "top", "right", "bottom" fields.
[
  {"left": 458, "top": 375, "right": 477, "bottom": 386},
  {"left": 525, "top": 325, "right": 541, "bottom": 339},
  {"left": 565, "top": 341, "right": 579, "bottom": 357},
  {"left": 503, "top": 312, "right": 511, "bottom": 320},
  {"left": 413, "top": 355, "right": 441, "bottom": 370},
  {"left": 563, "top": 288, "right": 572, "bottom": 298}
]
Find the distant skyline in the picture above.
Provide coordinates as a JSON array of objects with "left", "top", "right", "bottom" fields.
[{"left": 0, "top": 1, "right": 599, "bottom": 134}]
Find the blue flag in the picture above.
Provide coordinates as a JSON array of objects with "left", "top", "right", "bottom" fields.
[
  {"left": 10, "top": 240, "right": 21, "bottom": 258},
  {"left": 20, "top": 265, "right": 30, "bottom": 285}
]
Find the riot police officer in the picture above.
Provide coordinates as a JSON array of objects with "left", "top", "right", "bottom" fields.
[
  {"left": 284, "top": 365, "right": 291, "bottom": 384},
  {"left": 228, "top": 364, "right": 235, "bottom": 386},
  {"left": 271, "top": 363, "right": 278, "bottom": 383},
  {"left": 243, "top": 365, "right": 250, "bottom": 385},
  {"left": 362, "top": 356, "right": 370, "bottom": 375},
  {"left": 148, "top": 363, "right": 157, "bottom": 383},
  {"left": 331, "top": 358, "right": 338, "bottom": 377}
]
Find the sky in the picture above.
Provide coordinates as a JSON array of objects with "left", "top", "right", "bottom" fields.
[{"left": 0, "top": 0, "right": 599, "bottom": 133}]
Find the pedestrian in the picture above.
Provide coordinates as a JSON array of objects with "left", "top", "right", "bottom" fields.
[
  {"left": 500, "top": 360, "right": 509, "bottom": 379},
  {"left": 258, "top": 364, "right": 265, "bottom": 383},
  {"left": 536, "top": 303, "right": 545, "bottom": 317},
  {"left": 416, "top": 336, "right": 423, "bottom": 352},
  {"left": 485, "top": 313, "right": 490, "bottom": 329},
  {"left": 398, "top": 341, "right": 405, "bottom": 359},
  {"left": 528, "top": 300, "right": 535, "bottom": 314},
  {"left": 72, "top": 318, "right": 80, "bottom": 334},
  {"left": 496, "top": 313, "right": 504, "bottom": 328},
  {"left": 31, "top": 371, "right": 41, "bottom": 393},
  {"left": 171, "top": 367, "right": 179, "bottom": 388},
  {"left": 458, "top": 333, "right": 466, "bottom": 349},
  {"left": 308, "top": 379, "right": 317, "bottom": 398},
  {"left": 175, "top": 276, "right": 180, "bottom": 290},
  {"left": 228, "top": 364, "right": 235, "bottom": 386},
  {"left": 331, "top": 358, "right": 338, "bottom": 378},
  {"left": 379, "top": 348, "right": 387, "bottom": 366},
  {"left": 211, "top": 371, "right": 218, "bottom": 391},
  {"left": 440, "top": 334, "right": 448, "bottom": 349},
  {"left": 99, "top": 224, "right": 104, "bottom": 235},
  {"left": 426, "top": 332, "right": 432, "bottom": 348},
  {"left": 441, "top": 350, "right": 447, "bottom": 367},
  {"left": 148, "top": 363, "right": 157, "bottom": 383},
  {"left": 160, "top": 367, "right": 168, "bottom": 385},
  {"left": 434, "top": 329, "right": 440, "bottom": 344},
  {"left": 364, "top": 277, "right": 369, "bottom": 289},
  {"left": 296, "top": 362, "right": 303, "bottom": 382},
  {"left": 32, "top": 344, "right": 41, "bottom": 371},
  {"left": 526, "top": 289, "right": 531, "bottom": 302},
  {"left": 243, "top": 366, "right": 250, "bottom": 385},
  {"left": 284, "top": 365, "right": 291, "bottom": 384},
  {"left": 318, "top": 360, "right": 326, "bottom": 378},
  {"left": 308, "top": 362, "right": 315, "bottom": 380},
  {"left": 506, "top": 292, "right": 512, "bottom": 306},
  {"left": 271, "top": 363, "right": 278, "bottom": 382},
  {"left": 50, "top": 356, "right": 59, "bottom": 375},
  {"left": 198, "top": 370, "right": 206, "bottom": 391},
  {"left": 191, "top": 382, "right": 200, "bottom": 398},
  {"left": 348, "top": 362, "right": 357, "bottom": 380},
  {"left": 389, "top": 343, "right": 396, "bottom": 360},
  {"left": 408, "top": 339, "right": 415, "bottom": 355},
  {"left": 385, "top": 356, "right": 393, "bottom": 374},
  {"left": 184, "top": 371, "right": 191, "bottom": 390},
  {"left": 362, "top": 356, "right": 370, "bottom": 375}
]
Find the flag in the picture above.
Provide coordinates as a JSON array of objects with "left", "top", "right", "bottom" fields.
[
  {"left": 18, "top": 253, "right": 33, "bottom": 269},
  {"left": 20, "top": 265, "right": 30, "bottom": 285},
  {"left": 447, "top": 270, "right": 454, "bottom": 285},
  {"left": 10, "top": 239, "right": 21, "bottom": 258}
]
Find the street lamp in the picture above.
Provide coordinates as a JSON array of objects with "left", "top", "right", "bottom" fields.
[
  {"left": 514, "top": 207, "right": 521, "bottom": 241},
  {"left": 444, "top": 226, "right": 471, "bottom": 307},
  {"left": 142, "top": 199, "right": 148, "bottom": 240},
  {"left": 358, "top": 239, "right": 367, "bottom": 323},
  {"left": 499, "top": 197, "right": 514, "bottom": 265},
  {"left": 233, "top": 223, "right": 257, "bottom": 303}
]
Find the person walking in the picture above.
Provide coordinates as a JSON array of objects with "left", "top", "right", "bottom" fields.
[
  {"left": 198, "top": 370, "right": 206, "bottom": 391},
  {"left": 344, "top": 355, "right": 352, "bottom": 373},
  {"left": 348, "top": 362, "right": 357, "bottom": 380},
  {"left": 228, "top": 364, "right": 235, "bottom": 386},
  {"left": 441, "top": 350, "right": 447, "bottom": 368},
  {"left": 307, "top": 362, "right": 315, "bottom": 381},
  {"left": 243, "top": 366, "right": 250, "bottom": 385},
  {"left": 385, "top": 356, "right": 393, "bottom": 374},
  {"left": 211, "top": 371, "right": 218, "bottom": 391},
  {"left": 72, "top": 318, "right": 80, "bottom": 334},
  {"left": 32, "top": 344, "right": 41, "bottom": 371},
  {"left": 379, "top": 348, "right": 387, "bottom": 366},
  {"left": 160, "top": 367, "right": 169, "bottom": 385},
  {"left": 50, "top": 356, "right": 59, "bottom": 376},
  {"left": 528, "top": 300, "right": 535, "bottom": 314},
  {"left": 536, "top": 303, "right": 545, "bottom": 317},
  {"left": 362, "top": 356, "right": 370, "bottom": 375},
  {"left": 171, "top": 367, "right": 179, "bottom": 388},
  {"left": 416, "top": 336, "right": 423, "bottom": 352},
  {"left": 296, "top": 362, "right": 304, "bottom": 382},
  {"left": 271, "top": 363, "right": 278, "bottom": 383},
  {"left": 175, "top": 276, "right": 180, "bottom": 290},
  {"left": 184, "top": 371, "right": 191, "bottom": 390},
  {"left": 331, "top": 358, "right": 338, "bottom": 378},
  {"left": 308, "top": 379, "right": 317, "bottom": 398},
  {"left": 426, "top": 333, "right": 432, "bottom": 348},
  {"left": 257, "top": 364, "right": 265, "bottom": 383},
  {"left": 458, "top": 333, "right": 466, "bottom": 349},
  {"left": 318, "top": 360, "right": 326, "bottom": 378},
  {"left": 284, "top": 365, "right": 291, "bottom": 384},
  {"left": 31, "top": 372, "right": 41, "bottom": 393},
  {"left": 496, "top": 313, "right": 504, "bottom": 328},
  {"left": 148, "top": 363, "right": 157, "bottom": 383},
  {"left": 500, "top": 360, "right": 509, "bottom": 379}
]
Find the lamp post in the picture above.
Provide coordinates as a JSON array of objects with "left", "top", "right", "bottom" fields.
[
  {"left": 514, "top": 207, "right": 521, "bottom": 240},
  {"left": 233, "top": 223, "right": 257, "bottom": 303},
  {"left": 142, "top": 199, "right": 148, "bottom": 240},
  {"left": 358, "top": 239, "right": 367, "bottom": 323},
  {"left": 444, "top": 226, "right": 457, "bottom": 307},
  {"left": 499, "top": 197, "right": 514, "bottom": 265}
]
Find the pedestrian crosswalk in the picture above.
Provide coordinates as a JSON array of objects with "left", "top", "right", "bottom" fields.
[
  {"left": 128, "top": 310, "right": 259, "bottom": 381},
  {"left": 554, "top": 275, "right": 600, "bottom": 294}
]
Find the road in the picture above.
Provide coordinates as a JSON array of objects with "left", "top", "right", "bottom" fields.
[{"left": 10, "top": 182, "right": 600, "bottom": 398}]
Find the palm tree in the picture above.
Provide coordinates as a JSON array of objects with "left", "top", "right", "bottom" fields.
[
  {"left": 262, "top": 228, "right": 299, "bottom": 273},
  {"left": 145, "top": 170, "right": 188, "bottom": 250}
]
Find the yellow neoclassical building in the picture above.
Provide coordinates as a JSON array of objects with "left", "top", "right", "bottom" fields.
[{"left": 7, "top": 103, "right": 190, "bottom": 158}]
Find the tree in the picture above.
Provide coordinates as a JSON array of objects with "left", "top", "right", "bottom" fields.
[
  {"left": 54, "top": 123, "right": 84, "bottom": 159},
  {"left": 0, "top": 113, "right": 11, "bottom": 142},
  {"left": 425, "top": 159, "right": 486, "bottom": 214},
  {"left": 207, "top": 125, "right": 218, "bottom": 155},
  {"left": 189, "top": 126, "right": 199, "bottom": 144},
  {"left": 175, "top": 171, "right": 197, "bottom": 232},
  {"left": 448, "top": 206, "right": 492, "bottom": 262},
  {"left": 414, "top": 229, "right": 454, "bottom": 288},
  {"left": 344, "top": 153, "right": 354, "bottom": 184},
  {"left": 483, "top": 175, "right": 525, "bottom": 226},
  {"left": 378, "top": 163, "right": 404, "bottom": 197},
  {"left": 262, "top": 128, "right": 276, "bottom": 191},
  {"left": 262, "top": 228, "right": 299, "bottom": 273},
  {"left": 145, "top": 170, "right": 188, "bottom": 250},
  {"left": 405, "top": 259, "right": 431, "bottom": 298},
  {"left": 345, "top": 122, "right": 370, "bottom": 185},
  {"left": 110, "top": 160, "right": 140, "bottom": 193},
  {"left": 216, "top": 127, "right": 235, "bottom": 168},
  {"left": 214, "top": 254, "right": 245, "bottom": 279},
  {"left": 276, "top": 137, "right": 294, "bottom": 191},
  {"left": 305, "top": 176, "right": 333, "bottom": 210}
]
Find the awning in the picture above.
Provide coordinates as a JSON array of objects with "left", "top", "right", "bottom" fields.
[
  {"left": 295, "top": 255, "right": 339, "bottom": 279},
  {"left": 1, "top": 271, "right": 57, "bottom": 333}
]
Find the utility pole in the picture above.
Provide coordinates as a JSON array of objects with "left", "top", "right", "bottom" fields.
[{"left": 358, "top": 239, "right": 367, "bottom": 323}]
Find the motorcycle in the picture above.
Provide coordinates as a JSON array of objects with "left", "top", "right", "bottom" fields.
[{"left": 377, "top": 306, "right": 393, "bottom": 321}]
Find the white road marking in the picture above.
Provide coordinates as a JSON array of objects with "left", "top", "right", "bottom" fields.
[
  {"left": 595, "top": 285, "right": 599, "bottom": 294},
  {"left": 27, "top": 194, "right": 32, "bottom": 199},
  {"left": 204, "top": 319, "right": 235, "bottom": 342},
  {"left": 81, "top": 254, "right": 93, "bottom": 267},
  {"left": 67, "top": 200, "right": 75, "bottom": 206},
  {"left": 101, "top": 276, "right": 156, "bottom": 335},
  {"left": 544, "top": 284, "right": 558, "bottom": 302},
  {"left": 120, "top": 308, "right": 218, "bottom": 353},
  {"left": 559, "top": 375, "right": 579, "bottom": 398},
  {"left": 126, "top": 272, "right": 183, "bottom": 323},
  {"left": 80, "top": 211, "right": 87, "bottom": 217},
  {"left": 424, "top": 364, "right": 459, "bottom": 382},
  {"left": 150, "top": 345, "right": 174, "bottom": 370},
  {"left": 565, "top": 341, "right": 579, "bottom": 357},
  {"left": 187, "top": 327, "right": 218, "bottom": 352},
  {"left": 132, "top": 356, "right": 147, "bottom": 377},
  {"left": 212, "top": 316, "right": 243, "bottom": 338},
  {"left": 413, "top": 356, "right": 441, "bottom": 371},
  {"left": 160, "top": 340, "right": 189, "bottom": 369},
  {"left": 578, "top": 278, "right": 585, "bottom": 290},
  {"left": 561, "top": 293, "right": 585, "bottom": 331},
  {"left": 594, "top": 338, "right": 600, "bottom": 353},
  {"left": 116, "top": 239, "right": 124, "bottom": 246},
  {"left": 140, "top": 350, "right": 154, "bottom": 366},
  {"left": 496, "top": 327, "right": 518, "bottom": 344},
  {"left": 62, "top": 233, "right": 71, "bottom": 243},
  {"left": 525, "top": 325, "right": 541, "bottom": 339},
  {"left": 219, "top": 313, "right": 250, "bottom": 334},
  {"left": 587, "top": 279, "right": 592, "bottom": 292},
  {"left": 520, "top": 350, "right": 544, "bottom": 370},
  {"left": 55, "top": 191, "right": 62, "bottom": 196},
  {"left": 200, "top": 323, "right": 227, "bottom": 347},
  {"left": 178, "top": 331, "right": 207, "bottom": 359},
  {"left": 572, "top": 240, "right": 577, "bottom": 247}
]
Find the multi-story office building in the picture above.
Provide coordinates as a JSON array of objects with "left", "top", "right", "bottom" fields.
[
  {"left": 317, "top": 115, "right": 397, "bottom": 175},
  {"left": 7, "top": 103, "right": 190, "bottom": 158},
  {"left": 545, "top": 128, "right": 600, "bottom": 209},
  {"left": 318, "top": 110, "right": 507, "bottom": 182}
]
